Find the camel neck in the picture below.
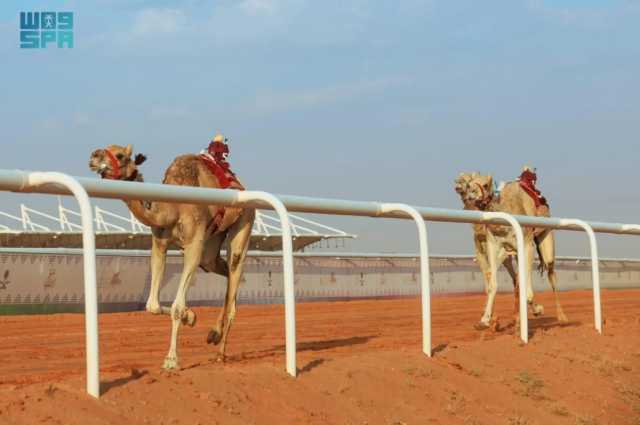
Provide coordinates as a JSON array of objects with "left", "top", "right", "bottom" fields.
[{"left": 122, "top": 174, "right": 175, "bottom": 228}]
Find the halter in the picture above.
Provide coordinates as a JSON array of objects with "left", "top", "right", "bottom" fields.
[
  {"left": 104, "top": 149, "right": 122, "bottom": 180},
  {"left": 472, "top": 181, "right": 493, "bottom": 209}
]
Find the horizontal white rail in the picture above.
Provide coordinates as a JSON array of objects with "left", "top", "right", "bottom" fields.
[{"left": 2, "top": 171, "right": 639, "bottom": 236}]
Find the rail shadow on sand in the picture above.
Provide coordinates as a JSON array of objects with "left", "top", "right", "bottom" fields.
[
  {"left": 529, "top": 316, "right": 582, "bottom": 332},
  {"left": 224, "top": 335, "right": 378, "bottom": 363},
  {"left": 291, "top": 335, "right": 377, "bottom": 352},
  {"left": 100, "top": 368, "right": 148, "bottom": 395},
  {"left": 297, "top": 358, "right": 327, "bottom": 375}
]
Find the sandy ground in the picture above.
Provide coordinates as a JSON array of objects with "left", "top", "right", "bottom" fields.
[{"left": 0, "top": 289, "right": 639, "bottom": 425}]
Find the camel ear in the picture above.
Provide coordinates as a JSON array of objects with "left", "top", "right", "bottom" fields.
[
  {"left": 456, "top": 172, "right": 471, "bottom": 182},
  {"left": 124, "top": 144, "right": 133, "bottom": 157},
  {"left": 485, "top": 175, "right": 493, "bottom": 188},
  {"left": 454, "top": 173, "right": 467, "bottom": 193},
  {"left": 134, "top": 153, "right": 147, "bottom": 165}
]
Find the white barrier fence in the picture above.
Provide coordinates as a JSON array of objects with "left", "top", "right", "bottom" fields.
[{"left": 2, "top": 169, "right": 640, "bottom": 399}]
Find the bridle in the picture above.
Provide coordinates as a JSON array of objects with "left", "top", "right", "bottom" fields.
[
  {"left": 104, "top": 149, "right": 123, "bottom": 180},
  {"left": 472, "top": 181, "right": 493, "bottom": 209},
  {"left": 102, "top": 149, "right": 139, "bottom": 181}
]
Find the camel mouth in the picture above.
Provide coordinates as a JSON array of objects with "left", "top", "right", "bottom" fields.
[{"left": 89, "top": 159, "right": 109, "bottom": 178}]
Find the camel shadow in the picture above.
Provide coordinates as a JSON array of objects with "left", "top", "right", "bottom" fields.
[{"left": 100, "top": 368, "right": 148, "bottom": 395}]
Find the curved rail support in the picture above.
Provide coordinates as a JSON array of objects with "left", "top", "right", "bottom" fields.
[
  {"left": 481, "top": 212, "right": 528, "bottom": 343},
  {"left": 380, "top": 203, "right": 432, "bottom": 356},
  {"left": 26, "top": 172, "right": 100, "bottom": 398},
  {"left": 237, "top": 191, "right": 297, "bottom": 377},
  {"left": 559, "top": 219, "right": 601, "bottom": 333}
]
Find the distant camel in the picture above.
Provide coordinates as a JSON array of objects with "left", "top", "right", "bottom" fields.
[
  {"left": 454, "top": 168, "right": 567, "bottom": 329},
  {"left": 89, "top": 140, "right": 254, "bottom": 369}
]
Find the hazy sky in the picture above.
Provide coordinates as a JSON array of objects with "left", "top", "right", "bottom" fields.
[{"left": 1, "top": 0, "right": 639, "bottom": 257}]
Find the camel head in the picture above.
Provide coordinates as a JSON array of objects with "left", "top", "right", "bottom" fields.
[
  {"left": 454, "top": 172, "right": 493, "bottom": 209},
  {"left": 89, "top": 144, "right": 147, "bottom": 181}
]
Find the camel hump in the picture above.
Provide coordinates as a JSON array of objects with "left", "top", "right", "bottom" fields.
[{"left": 162, "top": 155, "right": 203, "bottom": 186}]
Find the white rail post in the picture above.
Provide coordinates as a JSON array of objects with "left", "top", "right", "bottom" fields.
[
  {"left": 482, "top": 212, "right": 529, "bottom": 343},
  {"left": 559, "top": 219, "right": 602, "bottom": 333},
  {"left": 26, "top": 172, "right": 100, "bottom": 398},
  {"left": 237, "top": 191, "right": 297, "bottom": 377},
  {"left": 379, "top": 203, "right": 431, "bottom": 356}
]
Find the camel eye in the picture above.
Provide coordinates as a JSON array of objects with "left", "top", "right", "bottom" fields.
[{"left": 116, "top": 153, "right": 124, "bottom": 160}]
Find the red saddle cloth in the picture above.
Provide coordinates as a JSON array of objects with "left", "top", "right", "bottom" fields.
[
  {"left": 198, "top": 153, "right": 244, "bottom": 233},
  {"left": 198, "top": 154, "right": 242, "bottom": 189},
  {"left": 518, "top": 170, "right": 548, "bottom": 208}
]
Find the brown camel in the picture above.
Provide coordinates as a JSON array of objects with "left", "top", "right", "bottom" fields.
[
  {"left": 89, "top": 143, "right": 255, "bottom": 369},
  {"left": 454, "top": 169, "right": 567, "bottom": 329}
]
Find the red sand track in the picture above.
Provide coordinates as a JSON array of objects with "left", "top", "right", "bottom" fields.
[{"left": 1, "top": 289, "right": 639, "bottom": 424}]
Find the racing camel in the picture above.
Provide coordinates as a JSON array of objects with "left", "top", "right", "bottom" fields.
[
  {"left": 454, "top": 167, "right": 567, "bottom": 329},
  {"left": 89, "top": 135, "right": 254, "bottom": 369}
]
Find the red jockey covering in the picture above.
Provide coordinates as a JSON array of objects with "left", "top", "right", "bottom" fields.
[
  {"left": 199, "top": 136, "right": 244, "bottom": 233},
  {"left": 199, "top": 138, "right": 242, "bottom": 190},
  {"left": 518, "top": 169, "right": 548, "bottom": 208}
]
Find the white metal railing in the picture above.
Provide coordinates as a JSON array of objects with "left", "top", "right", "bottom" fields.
[
  {"left": 20, "top": 205, "right": 52, "bottom": 231},
  {"left": 2, "top": 169, "right": 640, "bottom": 399},
  {"left": 3, "top": 172, "right": 100, "bottom": 398},
  {"left": 1, "top": 203, "right": 353, "bottom": 241}
]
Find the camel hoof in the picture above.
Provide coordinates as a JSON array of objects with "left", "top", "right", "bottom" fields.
[
  {"left": 558, "top": 313, "right": 569, "bottom": 323},
  {"left": 532, "top": 304, "right": 544, "bottom": 317},
  {"left": 162, "top": 356, "right": 179, "bottom": 370},
  {"left": 181, "top": 309, "right": 197, "bottom": 327},
  {"left": 216, "top": 353, "right": 226, "bottom": 363},
  {"left": 146, "top": 305, "right": 162, "bottom": 315},
  {"left": 474, "top": 322, "right": 490, "bottom": 331},
  {"left": 207, "top": 329, "right": 223, "bottom": 345}
]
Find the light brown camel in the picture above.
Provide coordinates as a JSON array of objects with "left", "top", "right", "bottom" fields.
[
  {"left": 89, "top": 143, "right": 255, "bottom": 369},
  {"left": 454, "top": 169, "right": 567, "bottom": 329}
]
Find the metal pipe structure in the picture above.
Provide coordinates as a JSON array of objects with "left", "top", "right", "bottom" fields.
[
  {"left": 558, "top": 219, "right": 602, "bottom": 333},
  {"left": 236, "top": 191, "right": 297, "bottom": 377},
  {"left": 481, "top": 212, "right": 529, "bottom": 342},
  {"left": 379, "top": 203, "right": 431, "bottom": 356},
  {"left": 3, "top": 171, "right": 640, "bottom": 236},
  {"left": 5, "top": 172, "right": 101, "bottom": 399},
  {"left": 3, "top": 169, "right": 640, "bottom": 394}
]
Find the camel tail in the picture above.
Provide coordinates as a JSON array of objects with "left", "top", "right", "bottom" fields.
[{"left": 534, "top": 236, "right": 547, "bottom": 276}]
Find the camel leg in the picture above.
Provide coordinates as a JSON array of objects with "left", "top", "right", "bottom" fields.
[
  {"left": 477, "top": 234, "right": 507, "bottom": 329},
  {"left": 547, "top": 262, "right": 567, "bottom": 323},
  {"left": 200, "top": 232, "right": 228, "bottom": 277},
  {"left": 162, "top": 235, "right": 205, "bottom": 370},
  {"left": 199, "top": 232, "right": 230, "bottom": 347},
  {"left": 474, "top": 236, "right": 491, "bottom": 294},
  {"left": 145, "top": 233, "right": 171, "bottom": 316},
  {"left": 525, "top": 240, "right": 544, "bottom": 317},
  {"left": 537, "top": 232, "right": 568, "bottom": 323},
  {"left": 204, "top": 234, "right": 233, "bottom": 347},
  {"left": 208, "top": 210, "right": 255, "bottom": 361},
  {"left": 502, "top": 256, "right": 519, "bottom": 320}
]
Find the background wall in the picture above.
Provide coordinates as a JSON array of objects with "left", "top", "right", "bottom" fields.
[{"left": 1, "top": 249, "right": 639, "bottom": 314}]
